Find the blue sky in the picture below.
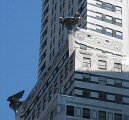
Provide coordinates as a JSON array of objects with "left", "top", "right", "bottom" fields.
[{"left": 0, "top": 0, "right": 41, "bottom": 119}]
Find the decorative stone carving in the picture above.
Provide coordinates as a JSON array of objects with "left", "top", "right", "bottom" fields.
[
  {"left": 75, "top": 29, "right": 123, "bottom": 54},
  {"left": 76, "top": 33, "right": 85, "bottom": 40}
]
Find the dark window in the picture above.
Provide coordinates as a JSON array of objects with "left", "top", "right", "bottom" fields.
[
  {"left": 42, "top": 98, "right": 46, "bottom": 110},
  {"left": 114, "top": 80, "right": 122, "bottom": 87},
  {"left": 40, "top": 49, "right": 47, "bottom": 62},
  {"left": 83, "top": 57, "right": 91, "bottom": 67},
  {"left": 83, "top": 89, "right": 90, "bottom": 98},
  {"left": 114, "top": 113, "right": 122, "bottom": 120},
  {"left": 43, "top": 6, "right": 49, "bottom": 17},
  {"left": 82, "top": 108, "right": 90, "bottom": 119},
  {"left": 99, "top": 77, "right": 107, "bottom": 85},
  {"left": 83, "top": 74, "right": 91, "bottom": 82},
  {"left": 114, "top": 63, "right": 122, "bottom": 72},
  {"left": 66, "top": 105, "right": 74, "bottom": 116},
  {"left": 42, "top": 17, "right": 48, "bottom": 28},
  {"left": 54, "top": 81, "right": 57, "bottom": 94},
  {"left": 50, "top": 111, "right": 54, "bottom": 120},
  {"left": 37, "top": 101, "right": 41, "bottom": 118},
  {"left": 40, "top": 38, "right": 47, "bottom": 50},
  {"left": 42, "top": 27, "right": 48, "bottom": 39},
  {"left": 32, "top": 110, "right": 36, "bottom": 120},
  {"left": 99, "top": 92, "right": 107, "bottom": 101},
  {"left": 40, "top": 61, "right": 46, "bottom": 72},
  {"left": 98, "top": 60, "right": 107, "bottom": 70},
  {"left": 65, "top": 62, "right": 68, "bottom": 78},
  {"left": 70, "top": 56, "right": 74, "bottom": 71},
  {"left": 115, "top": 95, "right": 123, "bottom": 104},
  {"left": 43, "top": 0, "right": 49, "bottom": 8},
  {"left": 78, "top": 3, "right": 85, "bottom": 13},
  {"left": 99, "top": 111, "right": 106, "bottom": 120},
  {"left": 48, "top": 90, "right": 52, "bottom": 102}
]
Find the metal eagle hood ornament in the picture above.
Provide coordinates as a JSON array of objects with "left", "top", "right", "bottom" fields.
[{"left": 7, "top": 90, "right": 25, "bottom": 113}]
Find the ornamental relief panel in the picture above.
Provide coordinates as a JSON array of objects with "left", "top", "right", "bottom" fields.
[{"left": 75, "top": 31, "right": 123, "bottom": 54}]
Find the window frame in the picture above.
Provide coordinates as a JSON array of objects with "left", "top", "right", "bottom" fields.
[
  {"left": 98, "top": 60, "right": 107, "bottom": 70},
  {"left": 66, "top": 105, "right": 75, "bottom": 116},
  {"left": 82, "top": 108, "right": 91, "bottom": 119},
  {"left": 98, "top": 111, "right": 106, "bottom": 120}
]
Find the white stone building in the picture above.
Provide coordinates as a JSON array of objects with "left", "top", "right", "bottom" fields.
[{"left": 16, "top": 0, "right": 129, "bottom": 120}]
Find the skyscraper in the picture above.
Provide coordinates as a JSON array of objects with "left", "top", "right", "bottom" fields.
[{"left": 15, "top": 0, "right": 129, "bottom": 120}]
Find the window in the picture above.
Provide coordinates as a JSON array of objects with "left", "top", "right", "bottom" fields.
[
  {"left": 99, "top": 92, "right": 107, "bottom": 101},
  {"left": 83, "top": 74, "right": 90, "bottom": 81},
  {"left": 66, "top": 105, "right": 74, "bottom": 116},
  {"left": 43, "top": 6, "right": 49, "bottom": 17},
  {"left": 99, "top": 77, "right": 107, "bottom": 85},
  {"left": 43, "top": 0, "right": 49, "bottom": 8},
  {"left": 50, "top": 111, "right": 54, "bottom": 120},
  {"left": 96, "top": 0, "right": 103, "bottom": 8},
  {"left": 63, "top": 0, "right": 65, "bottom": 8},
  {"left": 105, "top": 3, "right": 113, "bottom": 11},
  {"left": 54, "top": 81, "right": 57, "bottom": 94},
  {"left": 96, "top": 12, "right": 103, "bottom": 20},
  {"left": 114, "top": 79, "right": 122, "bottom": 87},
  {"left": 114, "top": 63, "right": 122, "bottom": 72},
  {"left": 41, "top": 38, "right": 47, "bottom": 48},
  {"left": 37, "top": 102, "right": 41, "bottom": 118},
  {"left": 78, "top": 4, "right": 85, "bottom": 13},
  {"left": 115, "top": 94, "right": 123, "bottom": 104},
  {"left": 83, "top": 89, "right": 90, "bottom": 98},
  {"left": 40, "top": 61, "right": 46, "bottom": 72},
  {"left": 42, "top": 97, "right": 46, "bottom": 110},
  {"left": 105, "top": 15, "right": 112, "bottom": 23},
  {"left": 114, "top": 113, "right": 122, "bottom": 120},
  {"left": 96, "top": 25, "right": 103, "bottom": 33},
  {"left": 65, "top": 62, "right": 68, "bottom": 78},
  {"left": 99, "top": 111, "right": 106, "bottom": 120},
  {"left": 42, "top": 17, "right": 48, "bottom": 28},
  {"left": 70, "top": 56, "right": 74, "bottom": 71},
  {"left": 42, "top": 27, "right": 48, "bottom": 39},
  {"left": 98, "top": 60, "right": 107, "bottom": 70},
  {"left": 116, "top": 6, "right": 122, "bottom": 14},
  {"left": 116, "top": 18, "right": 122, "bottom": 26},
  {"left": 32, "top": 110, "right": 36, "bottom": 120},
  {"left": 83, "top": 57, "right": 91, "bottom": 67},
  {"left": 82, "top": 108, "right": 90, "bottom": 119},
  {"left": 116, "top": 31, "right": 123, "bottom": 39},
  {"left": 40, "top": 49, "right": 47, "bottom": 62},
  {"left": 106, "top": 28, "right": 113, "bottom": 36},
  {"left": 91, "top": 92, "right": 99, "bottom": 98},
  {"left": 49, "top": 52, "right": 52, "bottom": 61},
  {"left": 48, "top": 89, "right": 52, "bottom": 102}
]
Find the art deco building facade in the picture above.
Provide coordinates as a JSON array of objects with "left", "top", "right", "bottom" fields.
[{"left": 16, "top": 0, "right": 129, "bottom": 120}]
